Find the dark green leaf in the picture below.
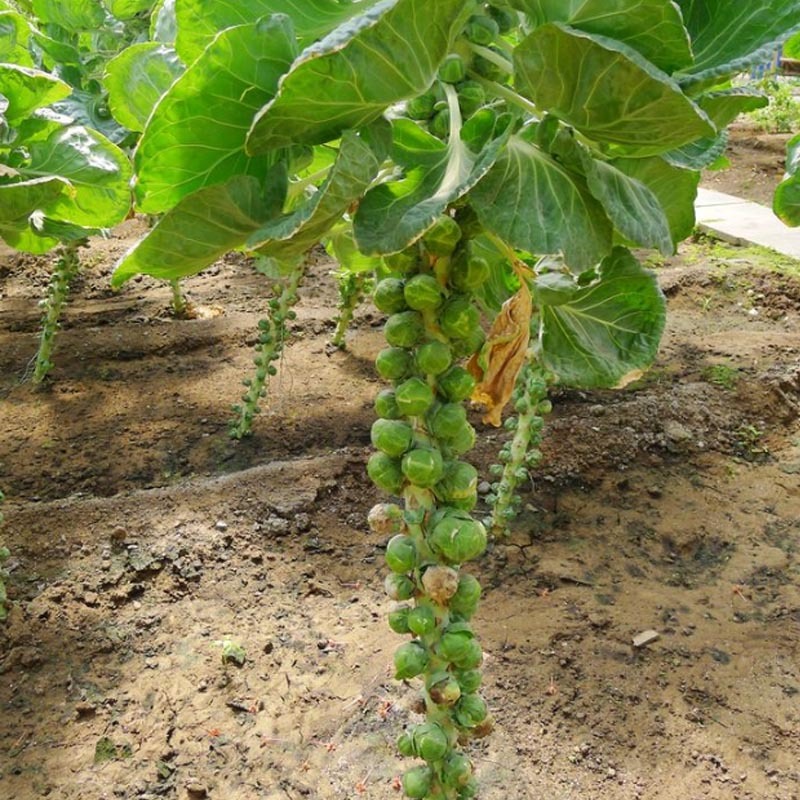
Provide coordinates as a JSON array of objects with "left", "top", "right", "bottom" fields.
[
  {"left": 133, "top": 15, "right": 296, "bottom": 213},
  {"left": 50, "top": 91, "right": 133, "bottom": 146},
  {"left": 540, "top": 246, "right": 666, "bottom": 388},
  {"left": 676, "top": 0, "right": 800, "bottom": 85},
  {"left": 246, "top": 0, "right": 472, "bottom": 152},
  {"left": 696, "top": 89, "right": 768, "bottom": 129},
  {"left": 0, "top": 64, "right": 71, "bottom": 126},
  {"left": 112, "top": 174, "right": 285, "bottom": 286},
  {"left": 512, "top": 0, "right": 692, "bottom": 73},
  {"left": 470, "top": 134, "right": 612, "bottom": 271},
  {"left": 774, "top": 133, "right": 800, "bottom": 226},
  {"left": 104, "top": 43, "right": 184, "bottom": 132},
  {"left": 514, "top": 24, "right": 715, "bottom": 154},
  {"left": 175, "top": 0, "right": 371, "bottom": 65},
  {"left": 662, "top": 130, "right": 727, "bottom": 170}
]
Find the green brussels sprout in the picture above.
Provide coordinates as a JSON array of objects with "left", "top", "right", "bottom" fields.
[
  {"left": 374, "top": 278, "right": 407, "bottom": 313},
  {"left": 538, "top": 399, "right": 553, "bottom": 414},
  {"left": 458, "top": 778, "right": 479, "bottom": 799},
  {"left": 454, "top": 693, "right": 488, "bottom": 728},
  {"left": 430, "top": 108, "right": 451, "bottom": 139},
  {"left": 471, "top": 46, "right": 507, "bottom": 81},
  {"left": 439, "top": 296, "right": 480, "bottom": 340},
  {"left": 452, "top": 638, "right": 483, "bottom": 670},
  {"left": 462, "top": 106, "right": 499, "bottom": 152},
  {"left": 437, "top": 366, "right": 476, "bottom": 403},
  {"left": 385, "top": 311, "right": 425, "bottom": 348},
  {"left": 449, "top": 252, "right": 490, "bottom": 292},
  {"left": 386, "top": 534, "right": 417, "bottom": 573},
  {"left": 457, "top": 80, "right": 486, "bottom": 117},
  {"left": 428, "top": 675, "right": 461, "bottom": 706},
  {"left": 415, "top": 341, "right": 453, "bottom": 376},
  {"left": 375, "top": 388, "right": 402, "bottom": 420},
  {"left": 438, "top": 53, "right": 467, "bottom": 84},
  {"left": 367, "top": 452, "right": 404, "bottom": 494},
  {"left": 438, "top": 625, "right": 474, "bottom": 662},
  {"left": 402, "top": 765, "right": 434, "bottom": 799},
  {"left": 384, "top": 250, "right": 418, "bottom": 274},
  {"left": 434, "top": 460, "right": 478, "bottom": 511},
  {"left": 412, "top": 722, "right": 450, "bottom": 762},
  {"left": 429, "top": 515, "right": 487, "bottom": 563},
  {"left": 429, "top": 403, "right": 468, "bottom": 440},
  {"left": 367, "top": 502, "right": 405, "bottom": 535},
  {"left": 443, "top": 753, "right": 473, "bottom": 787},
  {"left": 371, "top": 419, "right": 414, "bottom": 457},
  {"left": 395, "top": 377, "right": 435, "bottom": 417},
  {"left": 401, "top": 447, "right": 445, "bottom": 488},
  {"left": 385, "top": 573, "right": 416, "bottom": 601},
  {"left": 464, "top": 14, "right": 499, "bottom": 45},
  {"left": 407, "top": 604, "right": 436, "bottom": 636},
  {"left": 404, "top": 273, "right": 444, "bottom": 311},
  {"left": 488, "top": 4, "right": 516, "bottom": 33},
  {"left": 388, "top": 605, "right": 412, "bottom": 634},
  {"left": 397, "top": 730, "right": 416, "bottom": 757},
  {"left": 449, "top": 573, "right": 482, "bottom": 618},
  {"left": 451, "top": 325, "right": 485, "bottom": 359},
  {"left": 455, "top": 668, "right": 482, "bottom": 693},
  {"left": 406, "top": 91, "right": 437, "bottom": 120},
  {"left": 422, "top": 215, "right": 462, "bottom": 257},
  {"left": 375, "top": 347, "right": 412, "bottom": 382},
  {"left": 394, "top": 641, "right": 429, "bottom": 679}
]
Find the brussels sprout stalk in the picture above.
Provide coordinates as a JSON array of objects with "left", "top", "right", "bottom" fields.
[
  {"left": 331, "top": 268, "right": 373, "bottom": 350},
  {"left": 32, "top": 241, "right": 83, "bottom": 384},
  {"left": 488, "top": 348, "right": 551, "bottom": 537},
  {"left": 229, "top": 267, "right": 303, "bottom": 439},
  {"left": 170, "top": 279, "right": 189, "bottom": 317}
]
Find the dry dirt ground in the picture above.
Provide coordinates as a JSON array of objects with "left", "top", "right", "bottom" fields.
[{"left": 0, "top": 128, "right": 799, "bottom": 800}]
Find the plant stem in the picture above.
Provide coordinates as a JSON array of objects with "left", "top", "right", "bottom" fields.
[
  {"left": 331, "top": 270, "right": 372, "bottom": 350},
  {"left": 468, "top": 42, "right": 514, "bottom": 75},
  {"left": 32, "top": 241, "right": 82, "bottom": 384},
  {"left": 170, "top": 279, "right": 188, "bottom": 317},
  {"left": 229, "top": 267, "right": 303, "bottom": 439},
  {"left": 472, "top": 76, "right": 540, "bottom": 118}
]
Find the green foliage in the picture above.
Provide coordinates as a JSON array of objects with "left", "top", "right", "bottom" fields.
[
  {"left": 214, "top": 639, "right": 247, "bottom": 666},
  {"left": 749, "top": 78, "right": 800, "bottom": 133}
]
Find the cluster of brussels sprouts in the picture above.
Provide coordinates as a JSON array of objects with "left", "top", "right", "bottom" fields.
[
  {"left": 229, "top": 269, "right": 302, "bottom": 439},
  {"left": 367, "top": 213, "right": 496, "bottom": 799},
  {"left": 405, "top": 4, "right": 514, "bottom": 139},
  {"left": 330, "top": 268, "right": 373, "bottom": 350},
  {"left": 33, "top": 242, "right": 83, "bottom": 385},
  {"left": 486, "top": 356, "right": 551, "bottom": 536}
]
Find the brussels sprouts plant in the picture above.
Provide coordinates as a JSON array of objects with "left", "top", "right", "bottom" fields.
[{"left": 101, "top": 1, "right": 799, "bottom": 796}]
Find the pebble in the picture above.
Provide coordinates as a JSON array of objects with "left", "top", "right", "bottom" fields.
[
  {"left": 478, "top": 481, "right": 492, "bottom": 495},
  {"left": 632, "top": 630, "right": 660, "bottom": 649},
  {"left": 214, "top": 520, "right": 228, "bottom": 531}
]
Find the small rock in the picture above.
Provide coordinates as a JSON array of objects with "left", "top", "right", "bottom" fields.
[
  {"left": 607, "top": 768, "right": 617, "bottom": 779},
  {"left": 214, "top": 520, "right": 228, "bottom": 531},
  {"left": 82, "top": 592, "right": 100, "bottom": 607},
  {"left": 186, "top": 783, "right": 207, "bottom": 799},
  {"left": 263, "top": 517, "right": 290, "bottom": 537},
  {"left": 478, "top": 481, "right": 492, "bottom": 496},
  {"left": 664, "top": 421, "right": 692, "bottom": 443},
  {"left": 632, "top": 629, "right": 660, "bottom": 649}
]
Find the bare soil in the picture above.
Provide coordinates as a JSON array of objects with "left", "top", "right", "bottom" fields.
[{"left": 0, "top": 128, "right": 799, "bottom": 800}]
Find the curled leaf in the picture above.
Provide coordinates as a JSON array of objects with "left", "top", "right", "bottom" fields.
[{"left": 467, "top": 282, "right": 532, "bottom": 426}]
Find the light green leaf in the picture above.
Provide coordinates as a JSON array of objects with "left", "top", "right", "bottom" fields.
[
  {"left": 785, "top": 31, "right": 800, "bottom": 59},
  {"left": 30, "top": 0, "right": 107, "bottom": 32},
  {"left": 24, "top": 126, "right": 132, "bottom": 228},
  {"left": 150, "top": 0, "right": 176, "bottom": 43},
  {"left": 540, "top": 247, "right": 666, "bottom": 388},
  {"left": 325, "top": 223, "right": 383, "bottom": 274},
  {"left": 512, "top": 0, "right": 693, "bottom": 73},
  {"left": 774, "top": 133, "right": 800, "bottom": 227},
  {"left": 112, "top": 174, "right": 285, "bottom": 286},
  {"left": 249, "top": 126, "right": 384, "bottom": 262},
  {"left": 354, "top": 114, "right": 510, "bottom": 255},
  {"left": 246, "top": 0, "right": 472, "bottom": 152},
  {"left": 697, "top": 89, "right": 768, "bottom": 129},
  {"left": 470, "top": 135, "right": 612, "bottom": 271},
  {"left": 133, "top": 15, "right": 296, "bottom": 214},
  {"left": 676, "top": 0, "right": 800, "bottom": 85},
  {"left": 104, "top": 43, "right": 184, "bottom": 132},
  {"left": 0, "top": 222, "right": 58, "bottom": 253},
  {"left": 175, "top": 0, "right": 372, "bottom": 66},
  {"left": 514, "top": 24, "right": 715, "bottom": 154},
  {"left": 0, "top": 64, "right": 71, "bottom": 126},
  {"left": 611, "top": 156, "right": 699, "bottom": 243},
  {"left": 0, "top": 176, "right": 67, "bottom": 223},
  {"left": 30, "top": 29, "right": 82, "bottom": 66},
  {"left": 0, "top": 10, "right": 34, "bottom": 67},
  {"left": 104, "top": 0, "right": 155, "bottom": 19}
]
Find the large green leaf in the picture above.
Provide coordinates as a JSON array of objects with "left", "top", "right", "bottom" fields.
[
  {"left": 104, "top": 0, "right": 155, "bottom": 19},
  {"left": 133, "top": 15, "right": 296, "bottom": 214},
  {"left": 112, "top": 174, "right": 284, "bottom": 286},
  {"left": 611, "top": 156, "right": 699, "bottom": 243},
  {"left": 512, "top": 0, "right": 693, "bottom": 73},
  {"left": 514, "top": 24, "right": 715, "bottom": 154},
  {"left": 24, "top": 126, "right": 132, "bottom": 228},
  {"left": 469, "top": 135, "right": 612, "bottom": 271},
  {"left": 249, "top": 127, "right": 384, "bottom": 261},
  {"left": 774, "top": 133, "right": 800, "bottom": 227},
  {"left": 696, "top": 89, "right": 768, "bottom": 129},
  {"left": 30, "top": 0, "right": 107, "bottom": 32},
  {"left": 676, "top": 0, "right": 800, "bottom": 84},
  {"left": 662, "top": 130, "right": 727, "bottom": 170},
  {"left": 0, "top": 176, "right": 67, "bottom": 223},
  {"left": 246, "top": 0, "right": 472, "bottom": 152},
  {"left": 0, "top": 64, "right": 71, "bottom": 126},
  {"left": 354, "top": 114, "right": 510, "bottom": 255},
  {"left": 0, "top": 10, "right": 34, "bottom": 67},
  {"left": 175, "top": 0, "right": 372, "bottom": 66},
  {"left": 104, "top": 43, "right": 184, "bottom": 132},
  {"left": 539, "top": 247, "right": 666, "bottom": 388}
]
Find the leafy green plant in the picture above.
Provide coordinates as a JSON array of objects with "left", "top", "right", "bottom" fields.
[
  {"left": 214, "top": 639, "right": 247, "bottom": 666},
  {"left": 749, "top": 77, "right": 800, "bottom": 133},
  {"left": 94, "top": 1, "right": 800, "bottom": 796},
  {"left": 702, "top": 363, "right": 740, "bottom": 390}
]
